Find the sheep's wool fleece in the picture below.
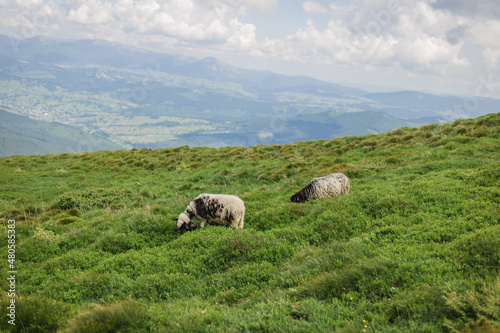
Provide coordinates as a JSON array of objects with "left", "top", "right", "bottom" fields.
[
  {"left": 185, "top": 193, "right": 245, "bottom": 228},
  {"left": 293, "top": 173, "right": 350, "bottom": 202}
]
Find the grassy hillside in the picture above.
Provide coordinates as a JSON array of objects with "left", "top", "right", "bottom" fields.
[
  {"left": 0, "top": 113, "right": 498, "bottom": 332},
  {"left": 0, "top": 108, "right": 122, "bottom": 157}
]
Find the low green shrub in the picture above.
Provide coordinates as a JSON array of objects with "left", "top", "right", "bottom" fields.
[
  {"left": 0, "top": 296, "right": 69, "bottom": 332},
  {"left": 444, "top": 278, "right": 500, "bottom": 332},
  {"left": 56, "top": 216, "right": 81, "bottom": 225},
  {"left": 453, "top": 225, "right": 500, "bottom": 274},
  {"left": 17, "top": 229, "right": 61, "bottom": 262},
  {"left": 66, "top": 207, "right": 82, "bottom": 217},
  {"left": 385, "top": 285, "right": 452, "bottom": 328},
  {"left": 56, "top": 187, "right": 133, "bottom": 210},
  {"left": 294, "top": 258, "right": 399, "bottom": 301},
  {"left": 61, "top": 301, "right": 152, "bottom": 333}
]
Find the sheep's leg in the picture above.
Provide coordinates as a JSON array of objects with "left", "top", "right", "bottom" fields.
[{"left": 200, "top": 220, "right": 207, "bottom": 228}]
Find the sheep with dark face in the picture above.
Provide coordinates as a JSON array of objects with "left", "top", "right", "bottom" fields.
[
  {"left": 291, "top": 173, "right": 350, "bottom": 203},
  {"left": 176, "top": 193, "right": 245, "bottom": 231}
]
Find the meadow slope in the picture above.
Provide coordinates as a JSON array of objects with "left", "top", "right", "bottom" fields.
[
  {"left": 0, "top": 107, "right": 122, "bottom": 157},
  {"left": 0, "top": 113, "right": 499, "bottom": 332}
]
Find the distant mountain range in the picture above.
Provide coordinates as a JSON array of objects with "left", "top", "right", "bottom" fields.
[{"left": 1, "top": 35, "right": 498, "bottom": 155}]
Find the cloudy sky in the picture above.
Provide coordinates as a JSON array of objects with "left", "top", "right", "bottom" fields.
[{"left": 1, "top": 0, "right": 500, "bottom": 97}]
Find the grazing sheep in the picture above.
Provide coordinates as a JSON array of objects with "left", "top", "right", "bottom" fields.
[
  {"left": 290, "top": 173, "right": 350, "bottom": 203},
  {"left": 176, "top": 193, "right": 245, "bottom": 231}
]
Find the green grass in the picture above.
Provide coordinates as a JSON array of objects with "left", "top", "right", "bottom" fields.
[{"left": 0, "top": 113, "right": 499, "bottom": 332}]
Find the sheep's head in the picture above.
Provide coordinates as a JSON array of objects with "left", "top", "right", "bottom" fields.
[
  {"left": 176, "top": 213, "right": 197, "bottom": 232},
  {"left": 290, "top": 192, "right": 306, "bottom": 203}
]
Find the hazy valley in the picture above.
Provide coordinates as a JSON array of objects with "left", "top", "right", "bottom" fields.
[{"left": 2, "top": 35, "right": 499, "bottom": 155}]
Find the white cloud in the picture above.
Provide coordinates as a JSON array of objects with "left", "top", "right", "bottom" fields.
[
  {"left": 302, "top": 1, "right": 329, "bottom": 15},
  {"left": 226, "top": 18, "right": 258, "bottom": 52},
  {"left": 469, "top": 20, "right": 500, "bottom": 48},
  {"left": 68, "top": 1, "right": 114, "bottom": 25},
  {"left": 394, "top": 35, "right": 469, "bottom": 70},
  {"left": 1, "top": 0, "right": 264, "bottom": 52},
  {"left": 258, "top": 0, "right": 476, "bottom": 74},
  {"left": 483, "top": 47, "right": 500, "bottom": 70}
]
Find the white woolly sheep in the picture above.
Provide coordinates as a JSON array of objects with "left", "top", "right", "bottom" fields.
[
  {"left": 290, "top": 173, "right": 350, "bottom": 203},
  {"left": 176, "top": 193, "right": 245, "bottom": 231}
]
